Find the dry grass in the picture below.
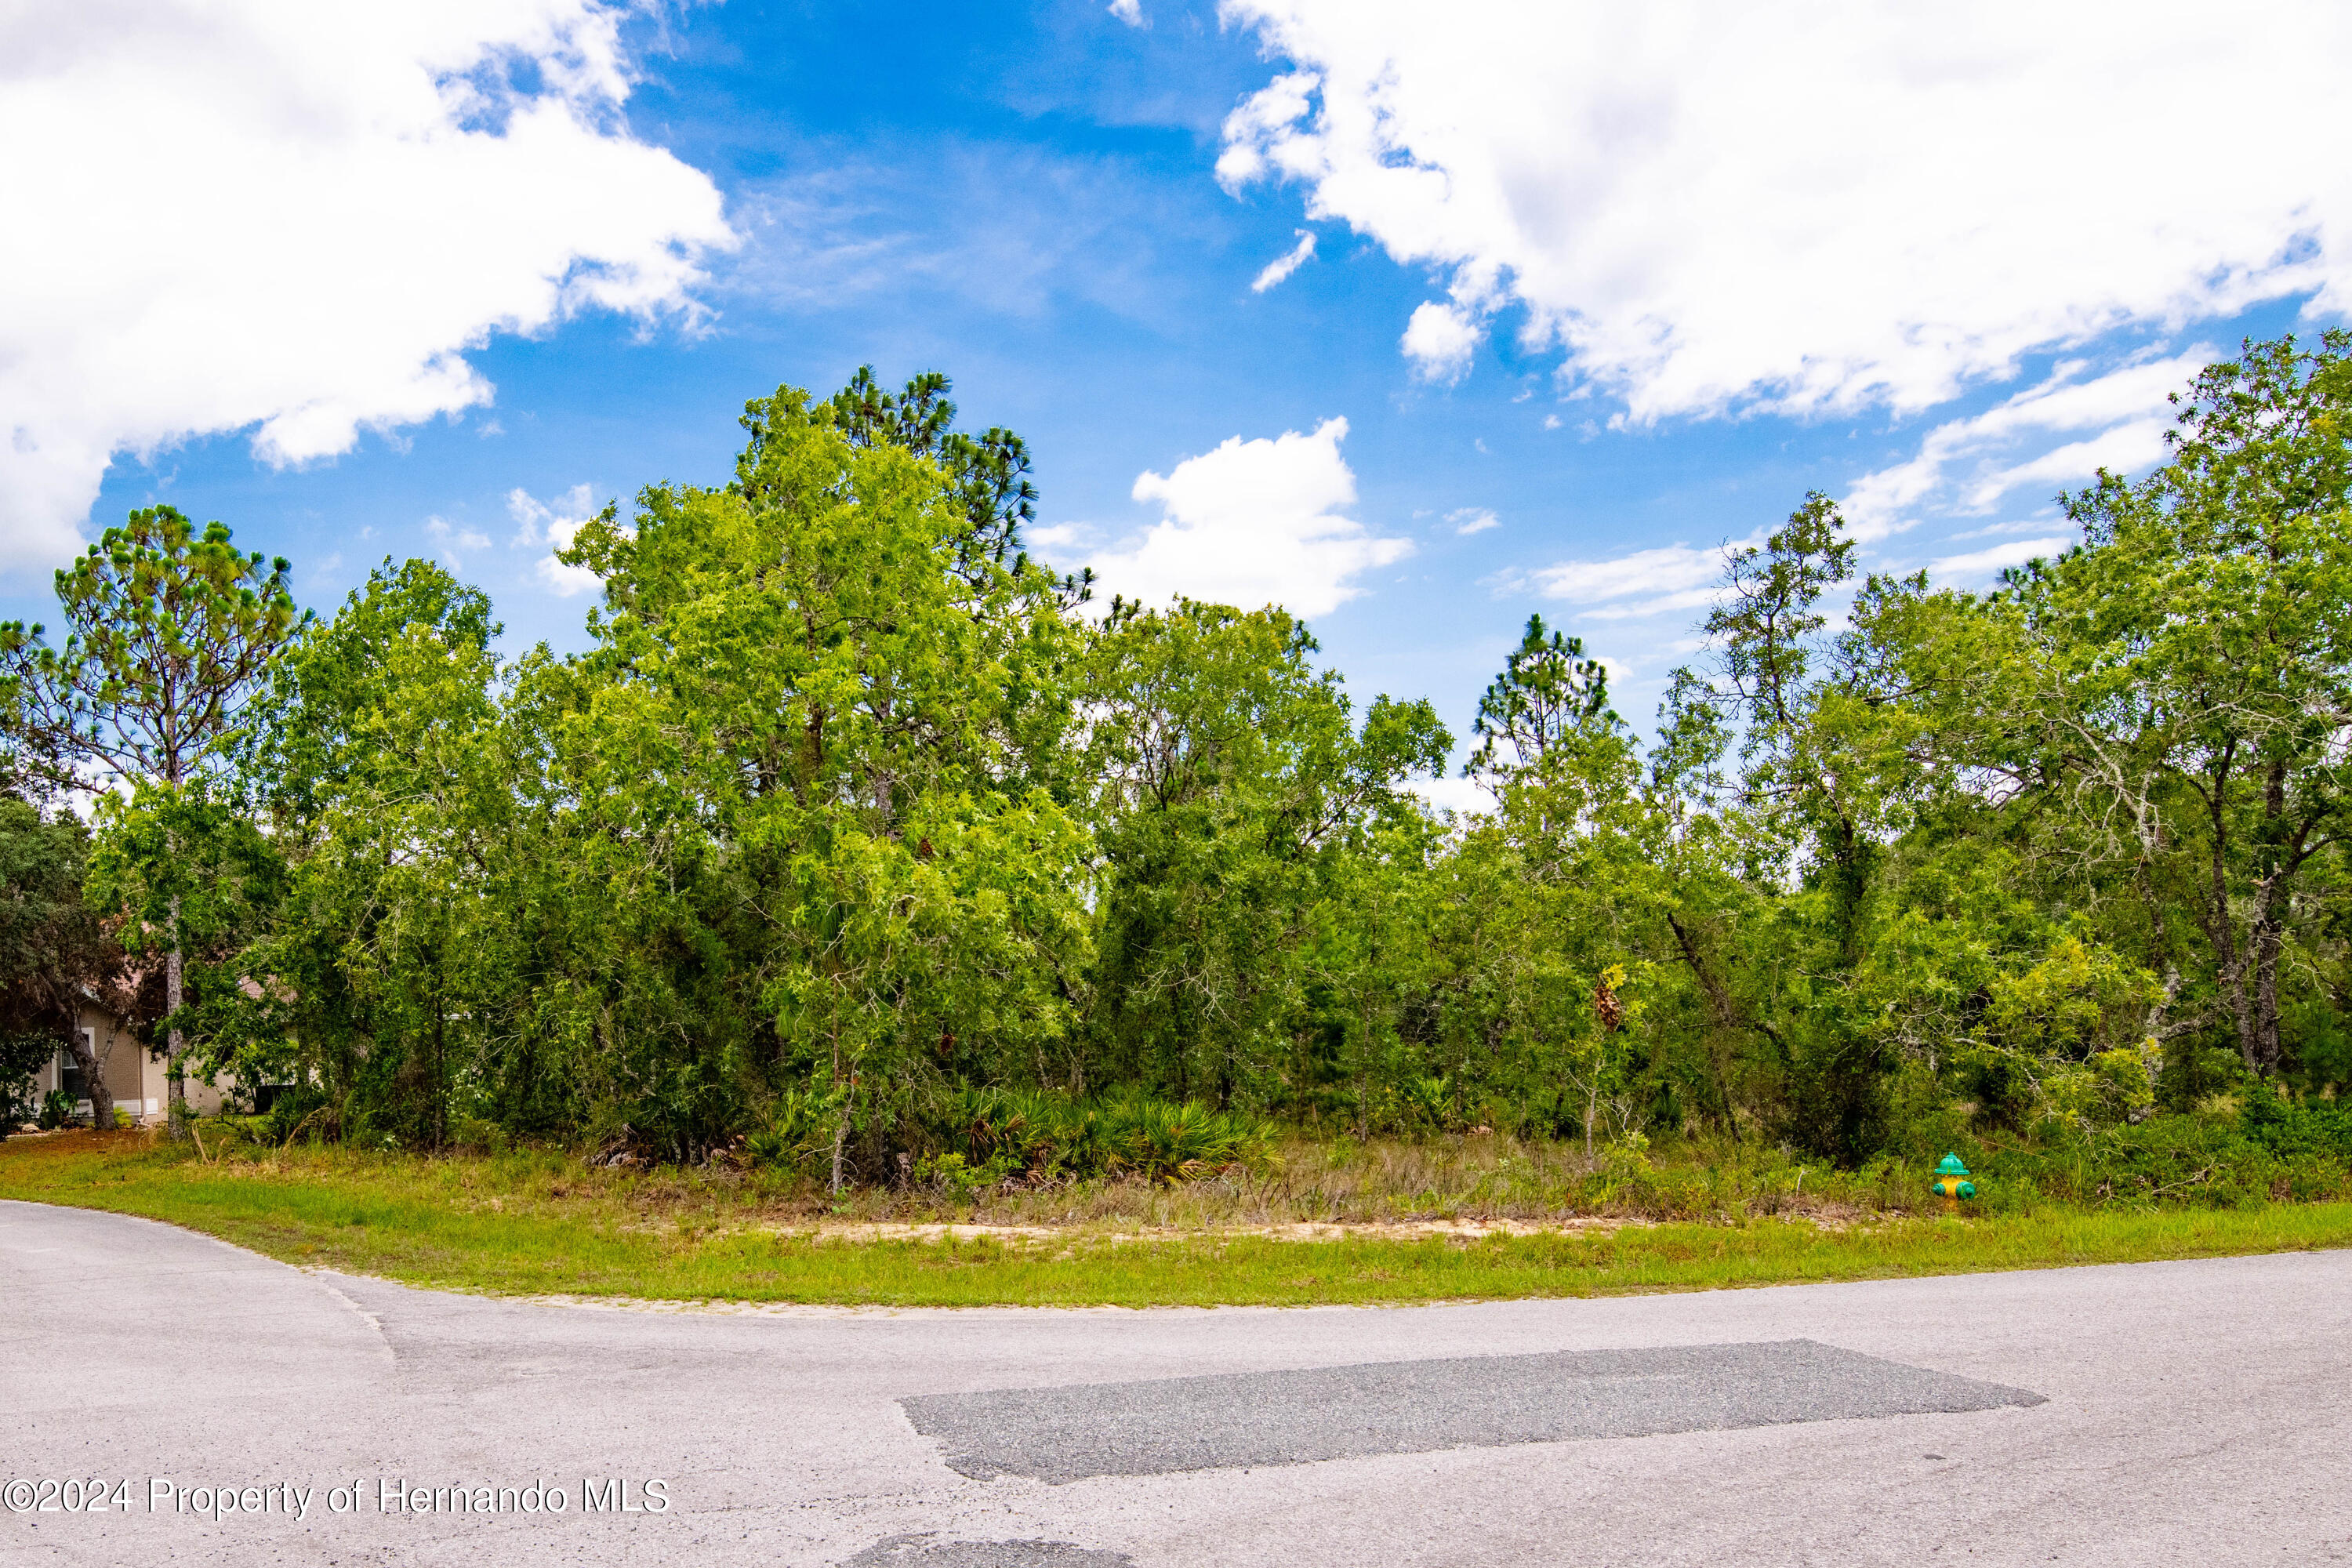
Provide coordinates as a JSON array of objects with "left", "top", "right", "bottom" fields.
[{"left": 782, "top": 1131, "right": 1894, "bottom": 1229}]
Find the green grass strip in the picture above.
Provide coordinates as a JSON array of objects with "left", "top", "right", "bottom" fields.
[{"left": 5, "top": 1133, "right": 2349, "bottom": 1308}]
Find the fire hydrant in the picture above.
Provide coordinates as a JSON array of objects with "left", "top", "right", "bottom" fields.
[{"left": 1931, "top": 1152, "right": 1976, "bottom": 1213}]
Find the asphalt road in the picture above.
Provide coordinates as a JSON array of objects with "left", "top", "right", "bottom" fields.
[{"left": 2, "top": 1200, "right": 2347, "bottom": 1566}]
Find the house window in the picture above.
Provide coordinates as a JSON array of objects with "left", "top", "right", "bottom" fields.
[{"left": 54, "top": 1030, "right": 97, "bottom": 1098}]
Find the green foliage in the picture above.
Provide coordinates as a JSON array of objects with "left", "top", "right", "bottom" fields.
[
  {"left": 0, "top": 794, "right": 103, "bottom": 1040},
  {"left": 1, "top": 1035, "right": 56, "bottom": 1133},
  {"left": 743, "top": 1084, "right": 850, "bottom": 1174},
  {"left": 1100, "top": 1094, "right": 1277, "bottom": 1183},
  {"left": 261, "top": 1085, "right": 337, "bottom": 1149},
  {"left": 2241, "top": 1084, "right": 2352, "bottom": 1163},
  {"left": 2, "top": 506, "right": 308, "bottom": 1127},
  {"left": 0, "top": 506, "right": 304, "bottom": 793},
  {"left": 0, "top": 794, "right": 114, "bottom": 1134},
  {"left": 1465, "top": 614, "right": 1610, "bottom": 782},
  {"left": 1080, "top": 596, "right": 1447, "bottom": 1113},
  {"left": 909, "top": 1087, "right": 1276, "bottom": 1187},
  {"left": 11, "top": 342, "right": 2352, "bottom": 1196},
  {"left": 87, "top": 779, "right": 284, "bottom": 1070}
]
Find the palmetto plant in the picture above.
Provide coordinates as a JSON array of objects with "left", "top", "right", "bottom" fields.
[{"left": 1102, "top": 1094, "right": 1276, "bottom": 1184}]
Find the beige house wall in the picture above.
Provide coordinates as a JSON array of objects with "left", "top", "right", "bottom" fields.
[{"left": 29, "top": 1004, "right": 232, "bottom": 1125}]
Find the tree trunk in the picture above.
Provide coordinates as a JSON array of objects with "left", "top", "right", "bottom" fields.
[
  {"left": 2252, "top": 919, "right": 2285, "bottom": 1075},
  {"left": 2246, "top": 866, "right": 2292, "bottom": 1077},
  {"left": 65, "top": 1029, "right": 111, "bottom": 1131},
  {"left": 2198, "top": 760, "right": 2262, "bottom": 1073},
  {"left": 165, "top": 893, "right": 187, "bottom": 1138},
  {"left": 431, "top": 988, "right": 448, "bottom": 1151},
  {"left": 2245, "top": 760, "right": 2296, "bottom": 1077},
  {"left": 1664, "top": 909, "right": 1767, "bottom": 1137},
  {"left": 2141, "top": 965, "right": 2181, "bottom": 1093}
]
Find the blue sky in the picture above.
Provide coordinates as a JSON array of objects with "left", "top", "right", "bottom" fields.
[{"left": 7, "top": 2, "right": 2347, "bottom": 793}]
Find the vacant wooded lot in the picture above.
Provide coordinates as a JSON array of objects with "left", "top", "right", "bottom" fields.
[{"left": 9, "top": 343, "right": 2352, "bottom": 1280}]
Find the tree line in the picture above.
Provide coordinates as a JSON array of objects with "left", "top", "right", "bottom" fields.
[{"left": 5, "top": 339, "right": 2349, "bottom": 1173}]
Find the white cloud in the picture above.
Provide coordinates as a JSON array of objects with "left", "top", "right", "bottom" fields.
[
  {"left": 1448, "top": 506, "right": 1499, "bottom": 536},
  {"left": 0, "top": 2, "right": 733, "bottom": 572},
  {"left": 1529, "top": 541, "right": 1737, "bottom": 620},
  {"left": 1842, "top": 351, "right": 2209, "bottom": 539},
  {"left": 1929, "top": 536, "right": 2072, "bottom": 579},
  {"left": 1219, "top": 3, "right": 2352, "bottom": 421},
  {"left": 1407, "top": 773, "right": 1493, "bottom": 818},
  {"left": 1400, "top": 300, "right": 1481, "bottom": 383},
  {"left": 507, "top": 484, "right": 602, "bottom": 597},
  {"left": 424, "top": 516, "right": 492, "bottom": 570},
  {"left": 1940, "top": 519, "right": 2059, "bottom": 543},
  {"left": 1107, "top": 0, "right": 1145, "bottom": 24},
  {"left": 1025, "top": 521, "right": 1092, "bottom": 555},
  {"left": 1250, "top": 229, "right": 1318, "bottom": 292},
  {"left": 1087, "top": 418, "right": 1412, "bottom": 616}
]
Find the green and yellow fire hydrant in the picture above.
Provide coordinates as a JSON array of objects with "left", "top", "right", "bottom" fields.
[{"left": 1931, "top": 1152, "right": 1976, "bottom": 1213}]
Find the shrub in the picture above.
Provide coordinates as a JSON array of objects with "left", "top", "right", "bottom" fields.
[
  {"left": 913, "top": 1150, "right": 1018, "bottom": 1195},
  {"left": 1970, "top": 1114, "right": 2287, "bottom": 1208},
  {"left": 265, "top": 1085, "right": 337, "bottom": 1147},
  {"left": 1102, "top": 1094, "right": 1276, "bottom": 1184},
  {"left": 2240, "top": 1086, "right": 2352, "bottom": 1162},
  {"left": 743, "top": 1083, "right": 849, "bottom": 1174},
  {"left": 902, "top": 1086, "right": 1276, "bottom": 1189},
  {"left": 0, "top": 1033, "right": 55, "bottom": 1137}
]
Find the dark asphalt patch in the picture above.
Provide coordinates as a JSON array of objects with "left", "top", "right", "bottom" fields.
[
  {"left": 842, "top": 1536, "right": 1133, "bottom": 1566},
  {"left": 902, "top": 1338, "right": 2045, "bottom": 1483}
]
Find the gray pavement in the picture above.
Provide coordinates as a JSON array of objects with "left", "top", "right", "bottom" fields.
[
  {"left": 2, "top": 1198, "right": 2348, "bottom": 1566},
  {"left": 904, "top": 1340, "right": 2045, "bottom": 1482}
]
